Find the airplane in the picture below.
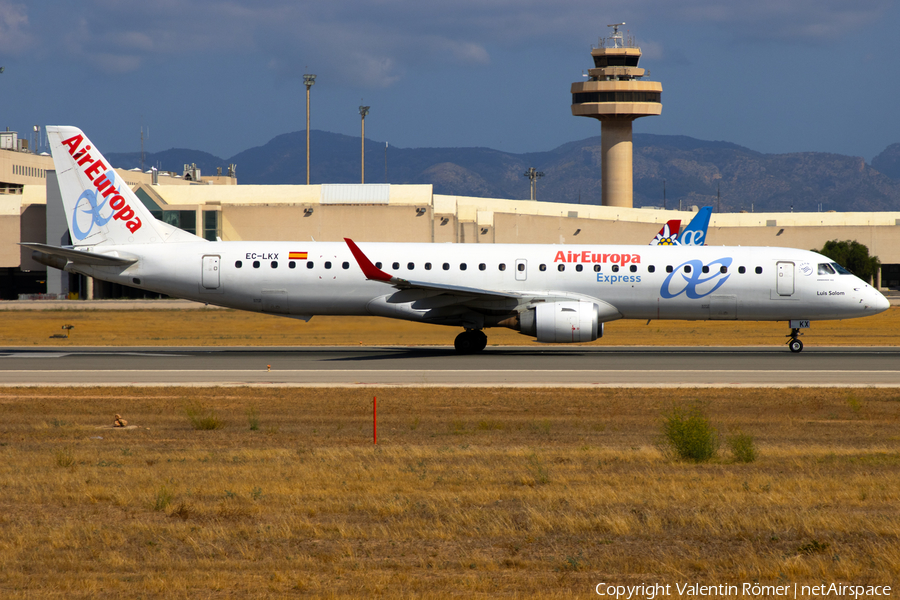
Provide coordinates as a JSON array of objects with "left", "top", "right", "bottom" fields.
[
  {"left": 649, "top": 220, "right": 680, "bottom": 245},
  {"left": 648, "top": 206, "right": 712, "bottom": 246},
  {"left": 675, "top": 206, "right": 712, "bottom": 246},
  {"left": 22, "top": 126, "right": 890, "bottom": 354}
]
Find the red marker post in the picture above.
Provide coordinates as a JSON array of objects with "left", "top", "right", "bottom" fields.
[{"left": 373, "top": 396, "right": 377, "bottom": 445}]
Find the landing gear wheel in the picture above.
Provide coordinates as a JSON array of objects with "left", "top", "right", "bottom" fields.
[
  {"left": 473, "top": 330, "right": 487, "bottom": 352},
  {"left": 454, "top": 330, "right": 487, "bottom": 354},
  {"left": 786, "top": 327, "right": 804, "bottom": 353}
]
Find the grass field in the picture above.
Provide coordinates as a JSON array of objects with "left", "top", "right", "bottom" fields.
[
  {"left": 1, "top": 306, "right": 898, "bottom": 347},
  {"left": 1, "top": 387, "right": 898, "bottom": 598}
]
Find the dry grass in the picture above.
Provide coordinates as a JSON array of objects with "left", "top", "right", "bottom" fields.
[
  {"left": 0, "top": 386, "right": 898, "bottom": 598},
  {"left": 1, "top": 306, "right": 899, "bottom": 347}
]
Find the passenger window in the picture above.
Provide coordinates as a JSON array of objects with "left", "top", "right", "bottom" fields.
[
  {"left": 460, "top": 263, "right": 467, "bottom": 271},
  {"left": 271, "top": 261, "right": 278, "bottom": 268},
  {"left": 342, "top": 262, "right": 350, "bottom": 270},
  {"left": 499, "top": 264, "right": 506, "bottom": 271},
  {"left": 630, "top": 265, "right": 637, "bottom": 273},
  {"left": 307, "top": 261, "right": 314, "bottom": 269},
  {"left": 407, "top": 262, "right": 414, "bottom": 270},
  {"left": 325, "top": 261, "right": 332, "bottom": 269},
  {"left": 702, "top": 266, "right": 709, "bottom": 273},
  {"left": 235, "top": 261, "right": 242, "bottom": 268},
  {"left": 443, "top": 263, "right": 450, "bottom": 271},
  {"left": 738, "top": 266, "right": 746, "bottom": 274},
  {"left": 612, "top": 265, "right": 619, "bottom": 272},
  {"left": 593, "top": 264, "right": 601, "bottom": 272},
  {"left": 647, "top": 265, "right": 655, "bottom": 273},
  {"left": 684, "top": 265, "right": 692, "bottom": 274},
  {"left": 540, "top": 264, "right": 547, "bottom": 272},
  {"left": 425, "top": 263, "right": 432, "bottom": 270},
  {"left": 575, "top": 264, "right": 583, "bottom": 272},
  {"left": 720, "top": 266, "right": 727, "bottom": 274},
  {"left": 375, "top": 262, "right": 382, "bottom": 269},
  {"left": 479, "top": 263, "right": 486, "bottom": 271},
  {"left": 755, "top": 266, "right": 763, "bottom": 274},
  {"left": 253, "top": 261, "right": 260, "bottom": 269},
  {"left": 557, "top": 264, "right": 565, "bottom": 272},
  {"left": 392, "top": 262, "right": 400, "bottom": 270},
  {"left": 666, "top": 265, "right": 673, "bottom": 273},
  {"left": 518, "top": 263, "right": 525, "bottom": 272},
  {"left": 289, "top": 261, "right": 296, "bottom": 269}
]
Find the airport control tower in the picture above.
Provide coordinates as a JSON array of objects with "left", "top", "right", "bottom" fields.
[{"left": 571, "top": 24, "right": 662, "bottom": 208}]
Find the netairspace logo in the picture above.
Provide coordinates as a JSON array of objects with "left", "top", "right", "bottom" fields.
[{"left": 593, "top": 582, "right": 892, "bottom": 599}]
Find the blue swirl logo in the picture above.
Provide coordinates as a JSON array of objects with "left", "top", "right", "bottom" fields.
[
  {"left": 660, "top": 257, "right": 732, "bottom": 299},
  {"left": 71, "top": 170, "right": 118, "bottom": 241}
]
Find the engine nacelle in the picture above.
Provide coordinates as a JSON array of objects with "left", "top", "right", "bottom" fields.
[{"left": 519, "top": 301, "right": 603, "bottom": 343}]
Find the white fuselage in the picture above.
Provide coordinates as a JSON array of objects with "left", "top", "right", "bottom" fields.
[{"left": 67, "top": 241, "right": 888, "bottom": 327}]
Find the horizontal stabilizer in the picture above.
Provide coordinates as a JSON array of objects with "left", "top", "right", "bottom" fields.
[{"left": 19, "top": 242, "right": 138, "bottom": 266}]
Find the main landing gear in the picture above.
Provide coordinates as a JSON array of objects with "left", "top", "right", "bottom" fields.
[
  {"left": 454, "top": 329, "right": 487, "bottom": 354},
  {"left": 786, "top": 328, "right": 803, "bottom": 353}
]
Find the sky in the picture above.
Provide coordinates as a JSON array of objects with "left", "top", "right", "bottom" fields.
[{"left": 2, "top": 0, "right": 899, "bottom": 161}]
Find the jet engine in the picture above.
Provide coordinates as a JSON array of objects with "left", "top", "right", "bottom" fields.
[{"left": 519, "top": 301, "right": 604, "bottom": 343}]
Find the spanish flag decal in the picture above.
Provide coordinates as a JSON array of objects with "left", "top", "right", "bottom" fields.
[{"left": 289, "top": 251, "right": 307, "bottom": 260}]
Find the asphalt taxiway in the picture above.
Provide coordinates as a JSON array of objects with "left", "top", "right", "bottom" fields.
[{"left": 1, "top": 346, "right": 899, "bottom": 387}]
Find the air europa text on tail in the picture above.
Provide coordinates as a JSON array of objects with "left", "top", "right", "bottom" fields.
[{"left": 61, "top": 134, "right": 143, "bottom": 235}]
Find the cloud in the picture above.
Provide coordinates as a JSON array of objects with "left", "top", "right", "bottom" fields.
[
  {"left": 91, "top": 52, "right": 142, "bottom": 74},
  {"left": 0, "top": 0, "right": 32, "bottom": 54},
  {"left": 18, "top": 0, "right": 895, "bottom": 83},
  {"left": 659, "top": 0, "right": 891, "bottom": 43}
]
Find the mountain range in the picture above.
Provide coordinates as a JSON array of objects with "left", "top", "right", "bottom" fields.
[{"left": 106, "top": 133, "right": 900, "bottom": 213}]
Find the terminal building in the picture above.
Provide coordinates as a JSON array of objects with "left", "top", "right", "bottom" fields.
[{"left": 2, "top": 154, "right": 899, "bottom": 300}]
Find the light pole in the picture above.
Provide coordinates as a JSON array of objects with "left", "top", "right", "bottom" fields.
[
  {"left": 359, "top": 105, "right": 370, "bottom": 184},
  {"left": 303, "top": 73, "right": 316, "bottom": 185},
  {"left": 523, "top": 167, "right": 544, "bottom": 201}
]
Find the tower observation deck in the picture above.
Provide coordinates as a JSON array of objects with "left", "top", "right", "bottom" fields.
[{"left": 571, "top": 24, "right": 662, "bottom": 208}]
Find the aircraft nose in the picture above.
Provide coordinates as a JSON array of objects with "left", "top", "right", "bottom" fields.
[{"left": 871, "top": 290, "right": 891, "bottom": 313}]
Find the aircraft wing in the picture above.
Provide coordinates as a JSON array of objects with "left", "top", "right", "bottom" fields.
[
  {"left": 19, "top": 243, "right": 138, "bottom": 266},
  {"left": 345, "top": 238, "right": 521, "bottom": 300},
  {"left": 345, "top": 238, "right": 623, "bottom": 323}
]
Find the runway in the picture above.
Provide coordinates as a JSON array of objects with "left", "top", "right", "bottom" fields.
[{"left": 1, "top": 346, "right": 899, "bottom": 386}]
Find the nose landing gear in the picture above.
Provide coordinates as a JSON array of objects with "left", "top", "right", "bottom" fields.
[
  {"left": 786, "top": 328, "right": 803, "bottom": 353},
  {"left": 454, "top": 329, "right": 487, "bottom": 354}
]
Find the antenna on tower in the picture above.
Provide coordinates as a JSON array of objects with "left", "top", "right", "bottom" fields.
[
  {"left": 140, "top": 118, "right": 145, "bottom": 173},
  {"left": 607, "top": 22, "right": 626, "bottom": 48},
  {"left": 523, "top": 167, "right": 545, "bottom": 201}
]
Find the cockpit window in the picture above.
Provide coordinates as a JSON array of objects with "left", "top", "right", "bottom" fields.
[
  {"left": 818, "top": 263, "right": 836, "bottom": 275},
  {"left": 831, "top": 262, "right": 852, "bottom": 275}
]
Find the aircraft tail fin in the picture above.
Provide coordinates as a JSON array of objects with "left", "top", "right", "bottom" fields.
[
  {"left": 45, "top": 126, "right": 202, "bottom": 247},
  {"left": 676, "top": 206, "right": 712, "bottom": 246},
  {"left": 649, "top": 219, "right": 681, "bottom": 245}
]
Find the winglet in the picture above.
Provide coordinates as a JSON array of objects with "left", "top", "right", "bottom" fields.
[{"left": 344, "top": 238, "right": 392, "bottom": 282}]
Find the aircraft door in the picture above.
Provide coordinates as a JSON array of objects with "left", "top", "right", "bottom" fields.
[
  {"left": 515, "top": 259, "right": 527, "bottom": 281},
  {"left": 202, "top": 255, "right": 220, "bottom": 289},
  {"left": 262, "top": 289, "right": 289, "bottom": 314},
  {"left": 709, "top": 295, "right": 737, "bottom": 320},
  {"left": 776, "top": 261, "right": 795, "bottom": 296}
]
